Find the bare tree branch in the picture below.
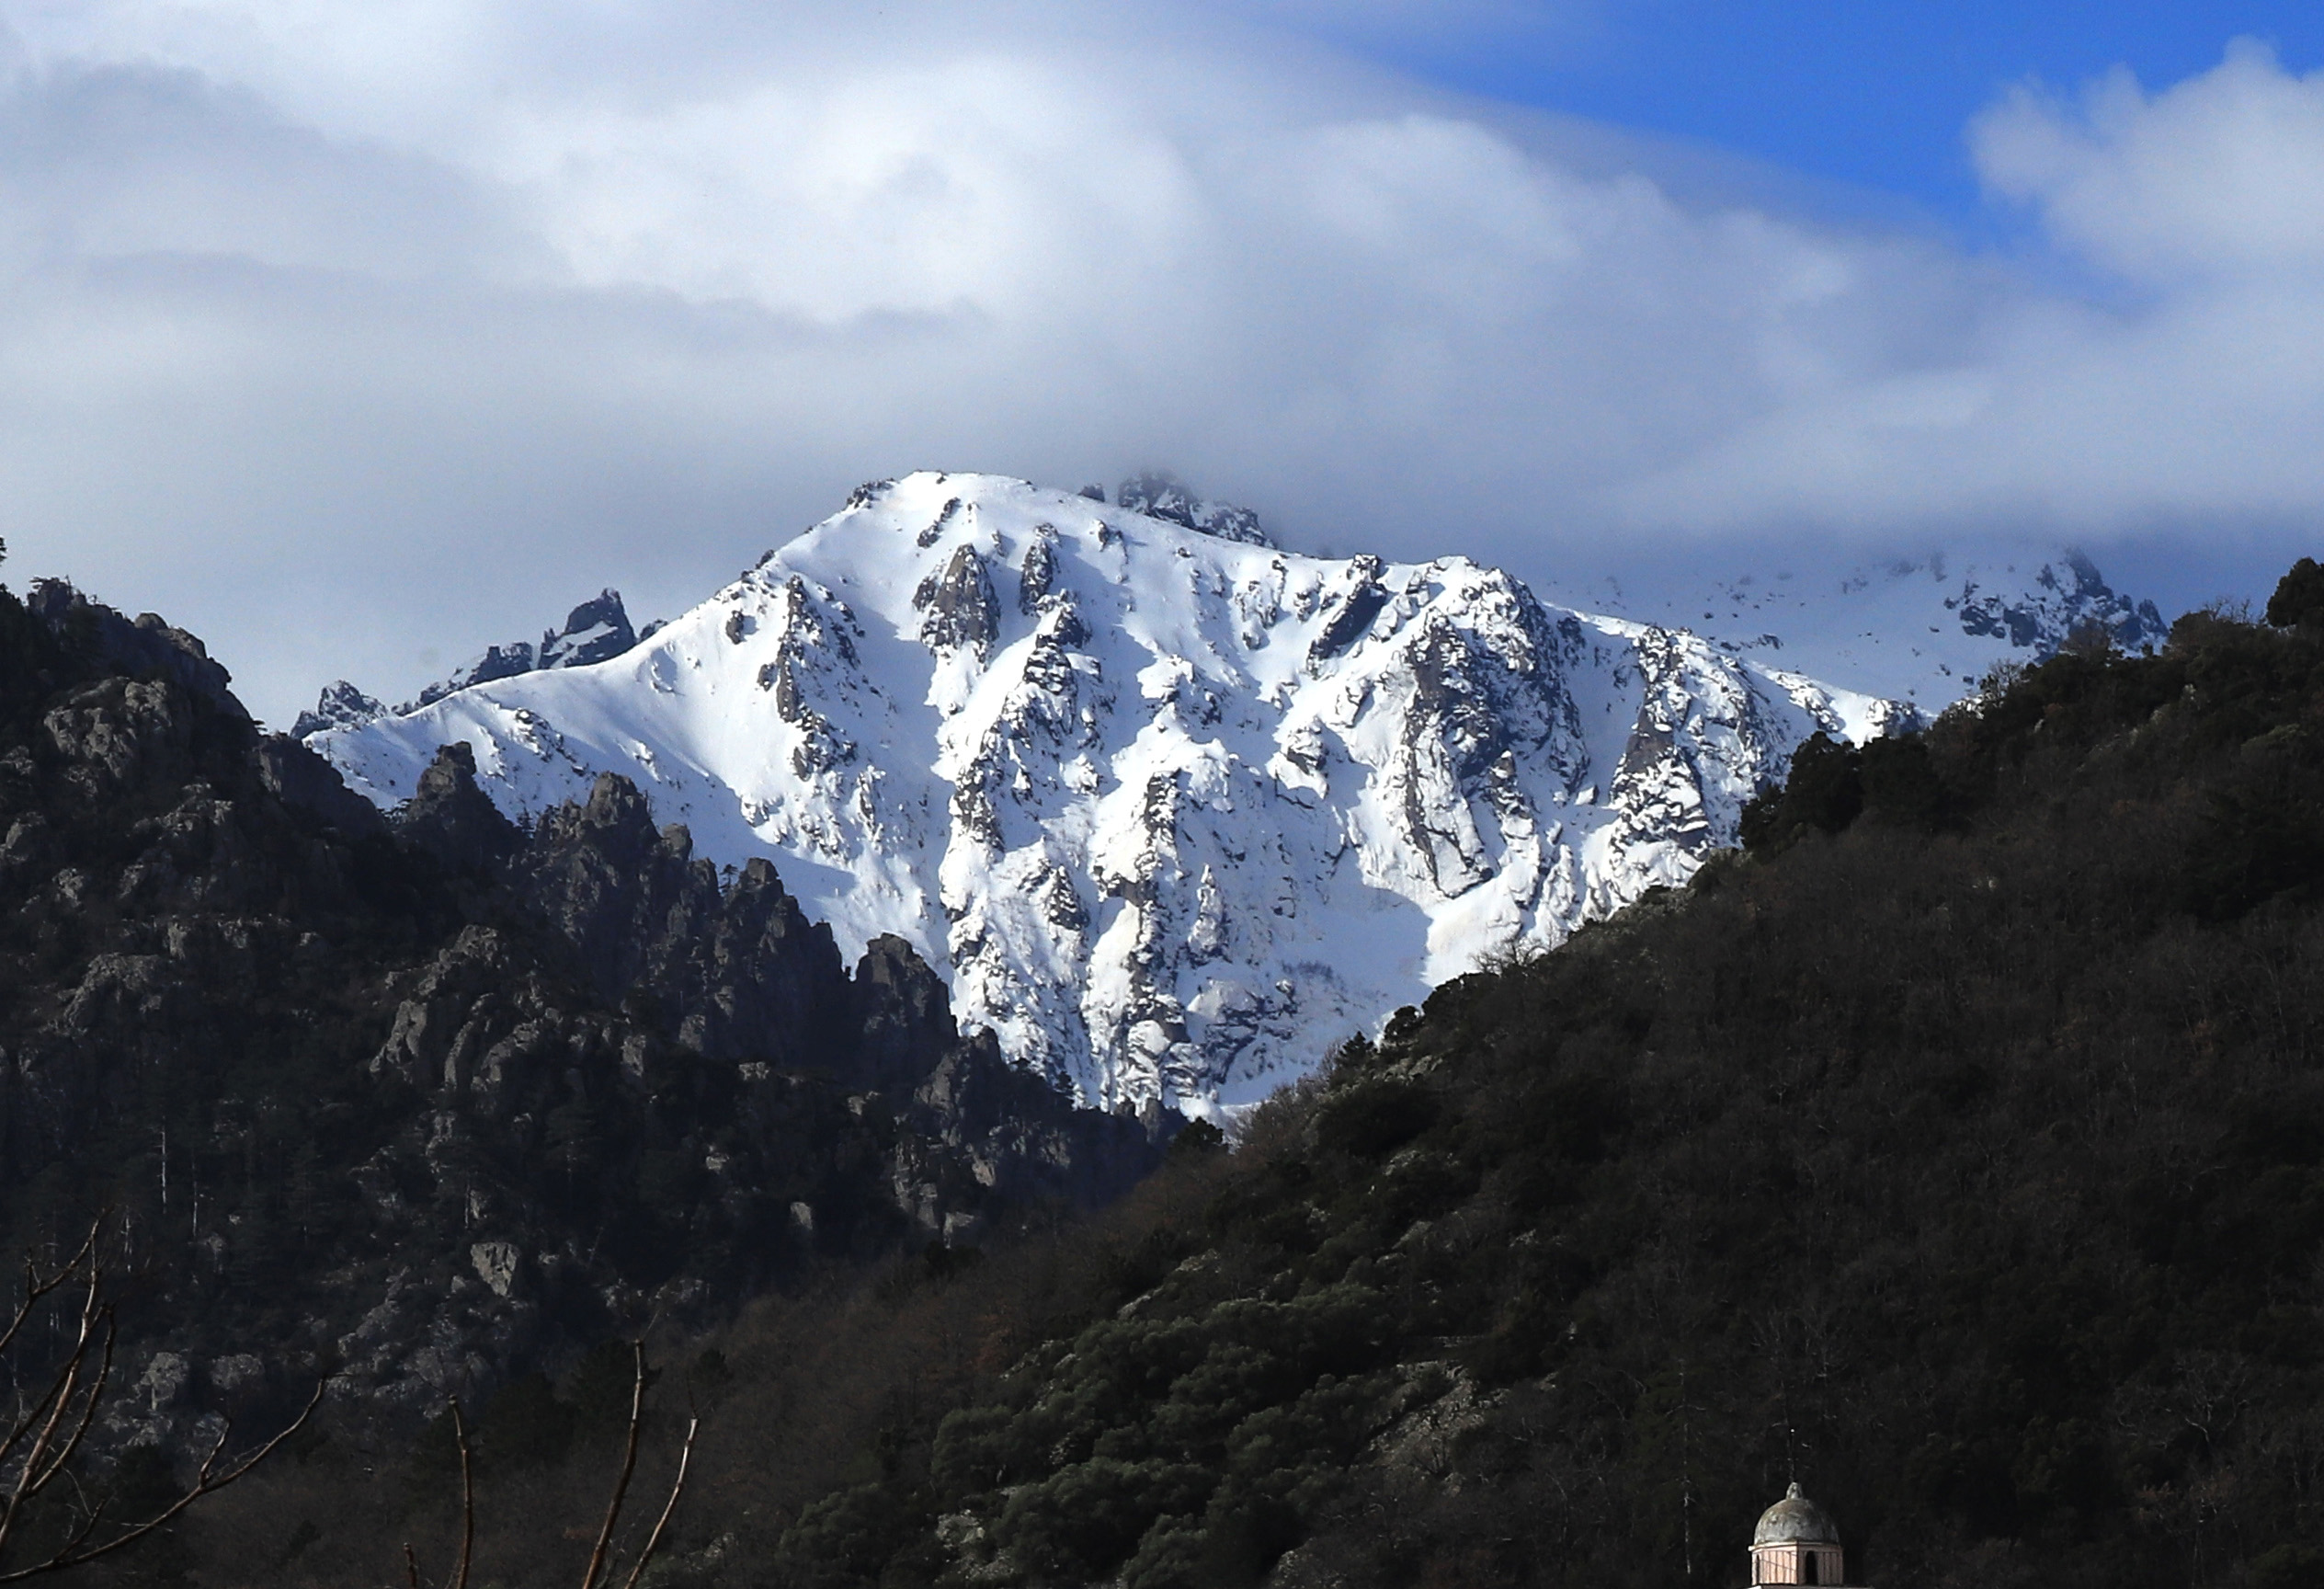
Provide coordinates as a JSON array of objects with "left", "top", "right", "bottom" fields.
[
  {"left": 21, "top": 1302, "right": 117, "bottom": 1505},
  {"left": 0, "top": 1214, "right": 321, "bottom": 1582},
  {"left": 409, "top": 1343, "right": 701, "bottom": 1589},
  {"left": 398, "top": 1400, "right": 476, "bottom": 1589},
  {"left": 577, "top": 1343, "right": 646, "bottom": 1589},
  {"left": 0, "top": 1227, "right": 102, "bottom": 1368},
  {"left": 450, "top": 1402, "right": 474, "bottom": 1589},
  {"left": 617, "top": 1414, "right": 699, "bottom": 1589},
  {"left": 0, "top": 1265, "right": 106, "bottom": 1490},
  {"left": 0, "top": 1383, "right": 322, "bottom": 1582}
]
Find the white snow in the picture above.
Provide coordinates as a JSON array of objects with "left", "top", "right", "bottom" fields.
[
  {"left": 1550, "top": 550, "right": 2170, "bottom": 712},
  {"left": 313, "top": 474, "right": 1914, "bottom": 1115}
]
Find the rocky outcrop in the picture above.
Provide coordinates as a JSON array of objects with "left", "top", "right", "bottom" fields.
[
  {"left": 1307, "top": 555, "right": 1392, "bottom": 670},
  {"left": 536, "top": 588, "right": 638, "bottom": 669},
  {"left": 255, "top": 733, "right": 388, "bottom": 837},
  {"left": 915, "top": 545, "right": 1000, "bottom": 660},
  {"left": 43, "top": 676, "right": 193, "bottom": 794},
  {"left": 405, "top": 587, "right": 641, "bottom": 707},
  {"left": 290, "top": 589, "right": 648, "bottom": 735},
  {"left": 850, "top": 932, "right": 965, "bottom": 1095},
  {"left": 399, "top": 742, "right": 519, "bottom": 873},
  {"left": 0, "top": 579, "right": 1164, "bottom": 1448},
  {"left": 291, "top": 679, "right": 388, "bottom": 738},
  {"left": 1115, "top": 472, "right": 1270, "bottom": 545},
  {"left": 1953, "top": 549, "right": 2167, "bottom": 652},
  {"left": 509, "top": 772, "right": 851, "bottom": 1069},
  {"left": 26, "top": 578, "right": 243, "bottom": 715}
]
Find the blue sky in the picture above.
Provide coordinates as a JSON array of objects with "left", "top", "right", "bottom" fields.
[
  {"left": 1373, "top": 4, "right": 2324, "bottom": 223},
  {"left": 7, "top": 2, "right": 2324, "bottom": 717}
]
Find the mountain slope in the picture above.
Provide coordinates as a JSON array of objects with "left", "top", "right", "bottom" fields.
[
  {"left": 312, "top": 474, "right": 1909, "bottom": 1114},
  {"left": 0, "top": 577, "right": 1157, "bottom": 1454},
  {"left": 1558, "top": 546, "right": 2170, "bottom": 712},
  {"left": 695, "top": 591, "right": 2324, "bottom": 1589}
]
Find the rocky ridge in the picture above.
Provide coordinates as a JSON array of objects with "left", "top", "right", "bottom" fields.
[
  {"left": 1565, "top": 547, "right": 2171, "bottom": 712},
  {"left": 0, "top": 577, "right": 1156, "bottom": 1452},
  {"left": 296, "top": 589, "right": 652, "bottom": 737},
  {"left": 310, "top": 474, "right": 1912, "bottom": 1115}
]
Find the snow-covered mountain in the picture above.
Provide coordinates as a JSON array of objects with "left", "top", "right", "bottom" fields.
[
  {"left": 293, "top": 589, "right": 652, "bottom": 737},
  {"left": 307, "top": 474, "right": 1908, "bottom": 1115},
  {"left": 1556, "top": 549, "right": 2170, "bottom": 714}
]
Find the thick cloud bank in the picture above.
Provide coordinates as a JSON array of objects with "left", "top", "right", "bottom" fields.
[
  {"left": 1628, "top": 41, "right": 2324, "bottom": 536},
  {"left": 3, "top": 6, "right": 2320, "bottom": 720}
]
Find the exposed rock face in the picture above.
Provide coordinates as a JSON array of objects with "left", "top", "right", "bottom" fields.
[
  {"left": 26, "top": 578, "right": 243, "bottom": 714},
  {"left": 1566, "top": 546, "right": 2172, "bottom": 713},
  {"left": 291, "top": 680, "right": 388, "bottom": 738},
  {"left": 315, "top": 475, "right": 1909, "bottom": 1115},
  {"left": 537, "top": 588, "right": 639, "bottom": 669},
  {"left": 253, "top": 734, "right": 388, "bottom": 838},
  {"left": 851, "top": 932, "right": 962, "bottom": 1095},
  {"left": 1953, "top": 550, "right": 2167, "bottom": 652},
  {"left": 1307, "top": 554, "right": 1392, "bottom": 669},
  {"left": 915, "top": 545, "right": 1000, "bottom": 660},
  {"left": 1113, "top": 472, "right": 1271, "bottom": 545},
  {"left": 44, "top": 677, "right": 193, "bottom": 795},
  {"left": 417, "top": 642, "right": 539, "bottom": 705},
  {"left": 399, "top": 742, "right": 520, "bottom": 873},
  {"left": 290, "top": 589, "right": 647, "bottom": 735},
  {"left": 0, "top": 579, "right": 1159, "bottom": 1449},
  {"left": 510, "top": 771, "right": 851, "bottom": 1069}
]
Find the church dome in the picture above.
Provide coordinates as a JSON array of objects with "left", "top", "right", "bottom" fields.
[{"left": 1754, "top": 1482, "right": 1840, "bottom": 1546}]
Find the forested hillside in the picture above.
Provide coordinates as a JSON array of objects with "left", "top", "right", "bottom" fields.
[
  {"left": 28, "top": 575, "right": 2324, "bottom": 1587},
  {"left": 500, "top": 589, "right": 2324, "bottom": 1589},
  {"left": 0, "top": 574, "right": 1163, "bottom": 1579}
]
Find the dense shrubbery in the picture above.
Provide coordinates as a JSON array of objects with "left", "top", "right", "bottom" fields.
[
  {"left": 0, "top": 577, "right": 1150, "bottom": 1584},
  {"left": 49, "top": 566, "right": 2324, "bottom": 1585},
  {"left": 729, "top": 589, "right": 2324, "bottom": 1589}
]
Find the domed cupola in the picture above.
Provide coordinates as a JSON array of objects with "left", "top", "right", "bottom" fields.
[{"left": 1749, "top": 1482, "right": 1857, "bottom": 1586}]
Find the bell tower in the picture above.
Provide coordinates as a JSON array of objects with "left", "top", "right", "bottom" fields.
[{"left": 1749, "top": 1482, "right": 1862, "bottom": 1587}]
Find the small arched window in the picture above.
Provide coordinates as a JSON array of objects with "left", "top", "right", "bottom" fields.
[{"left": 1802, "top": 1550, "right": 1820, "bottom": 1585}]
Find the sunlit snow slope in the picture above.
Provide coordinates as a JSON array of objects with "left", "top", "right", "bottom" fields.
[
  {"left": 1557, "top": 550, "right": 2170, "bottom": 714},
  {"left": 312, "top": 474, "right": 1909, "bottom": 1114}
]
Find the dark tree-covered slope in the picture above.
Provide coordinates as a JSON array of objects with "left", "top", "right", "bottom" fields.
[
  {"left": 716, "top": 598, "right": 2324, "bottom": 1589},
  {"left": 0, "top": 577, "right": 1162, "bottom": 1460}
]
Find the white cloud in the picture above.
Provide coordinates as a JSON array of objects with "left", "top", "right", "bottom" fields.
[
  {"left": 1, "top": 7, "right": 2321, "bottom": 721},
  {"left": 1973, "top": 39, "right": 2324, "bottom": 284},
  {"left": 1621, "top": 40, "right": 2324, "bottom": 537}
]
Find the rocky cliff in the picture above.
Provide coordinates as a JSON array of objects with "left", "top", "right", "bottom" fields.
[{"left": 0, "top": 577, "right": 1158, "bottom": 1453}]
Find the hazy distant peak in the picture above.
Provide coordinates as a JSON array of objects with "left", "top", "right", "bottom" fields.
[
  {"left": 291, "top": 679, "right": 388, "bottom": 739},
  {"left": 1112, "top": 472, "right": 1271, "bottom": 546},
  {"left": 411, "top": 590, "right": 641, "bottom": 712}
]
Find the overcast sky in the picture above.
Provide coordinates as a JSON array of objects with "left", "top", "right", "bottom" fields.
[{"left": 7, "top": 2, "right": 2324, "bottom": 724}]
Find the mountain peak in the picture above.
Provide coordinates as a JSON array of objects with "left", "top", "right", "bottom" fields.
[
  {"left": 292, "top": 589, "right": 648, "bottom": 740},
  {"left": 539, "top": 588, "right": 638, "bottom": 669},
  {"left": 309, "top": 474, "right": 1902, "bottom": 1114},
  {"left": 410, "top": 587, "right": 641, "bottom": 709},
  {"left": 290, "top": 679, "right": 387, "bottom": 739},
  {"left": 1112, "top": 472, "right": 1271, "bottom": 546}
]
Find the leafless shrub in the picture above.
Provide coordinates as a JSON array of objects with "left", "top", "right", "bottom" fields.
[
  {"left": 0, "top": 1214, "right": 317, "bottom": 1581},
  {"left": 399, "top": 1342, "right": 699, "bottom": 1589}
]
